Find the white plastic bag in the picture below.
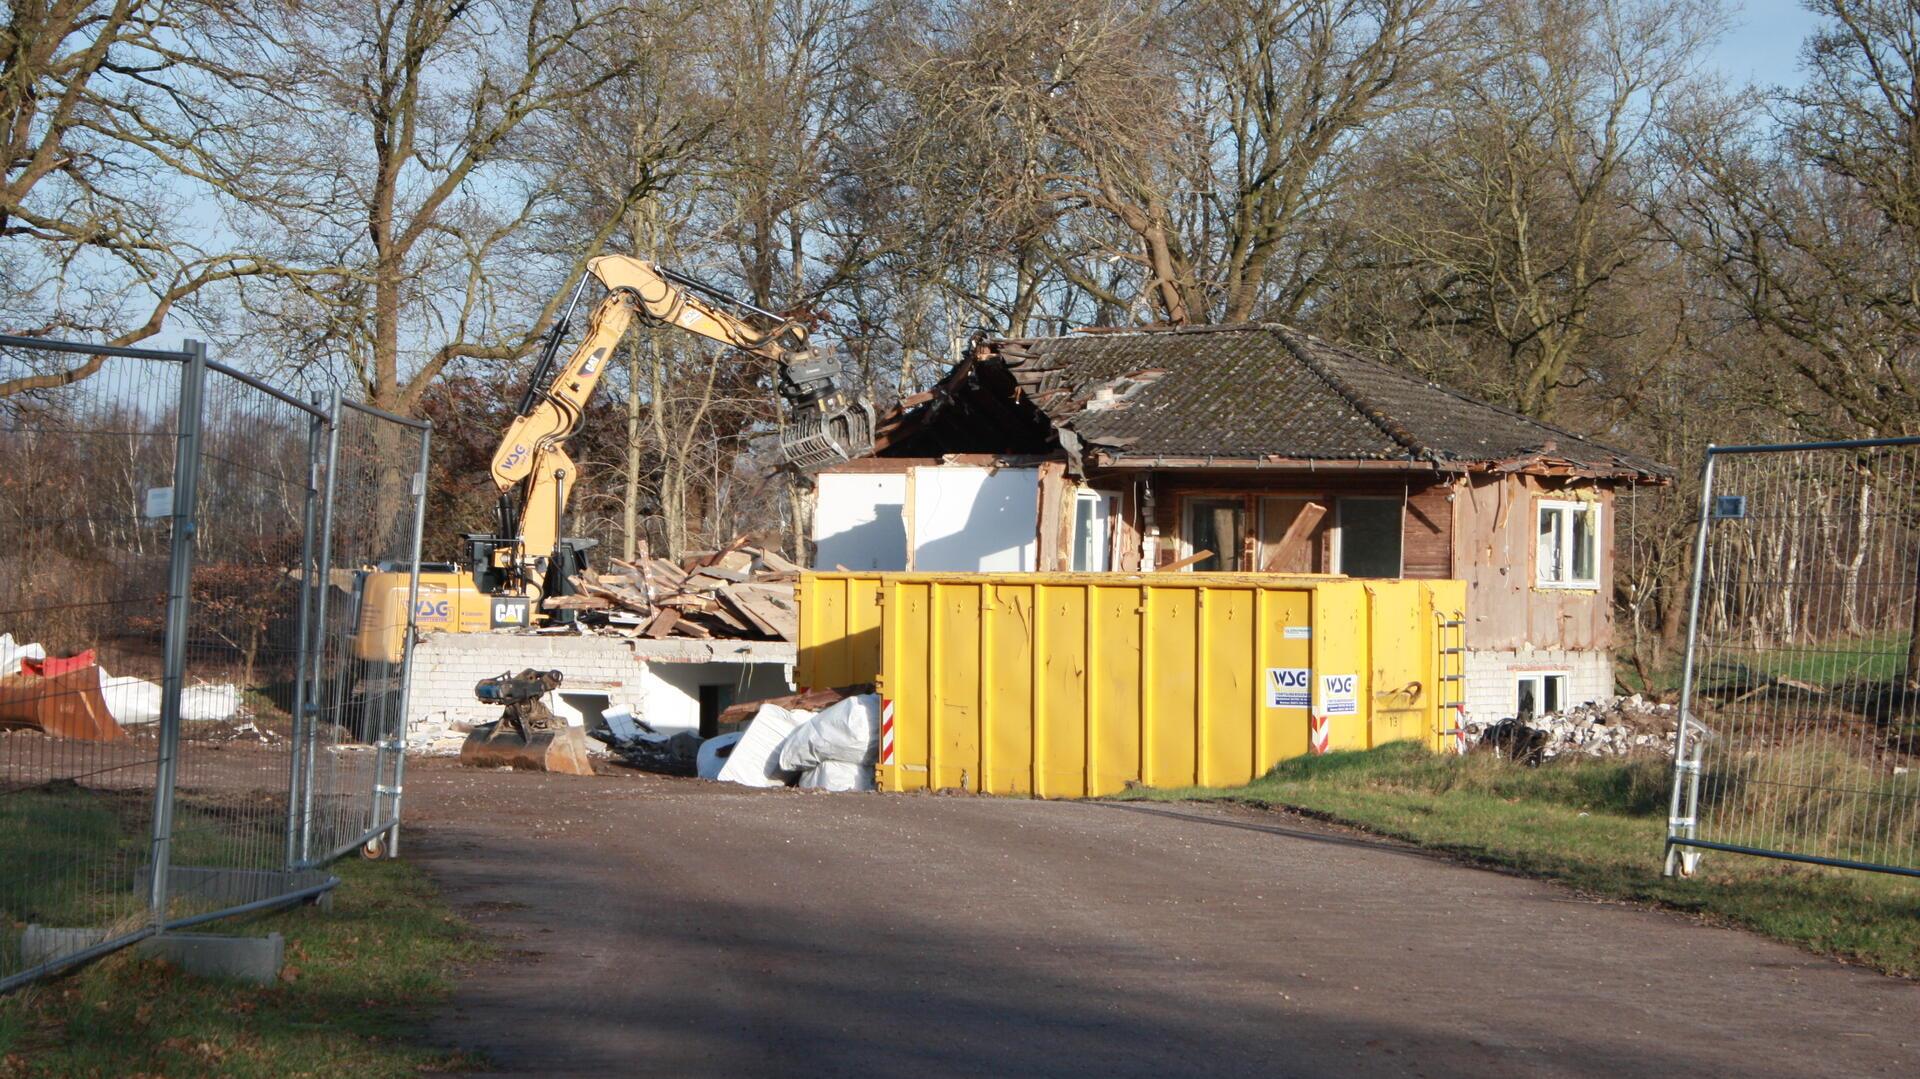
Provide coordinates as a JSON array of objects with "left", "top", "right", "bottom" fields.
[
  {"left": 99, "top": 670, "right": 163, "bottom": 725},
  {"left": 797, "top": 760, "right": 874, "bottom": 792},
  {"left": 696, "top": 731, "right": 742, "bottom": 780},
  {"left": 775, "top": 694, "right": 881, "bottom": 773},
  {"left": 0, "top": 634, "right": 46, "bottom": 678},
  {"left": 715, "top": 703, "right": 810, "bottom": 787},
  {"left": 180, "top": 684, "right": 240, "bottom": 722},
  {"left": 98, "top": 669, "right": 239, "bottom": 726}
]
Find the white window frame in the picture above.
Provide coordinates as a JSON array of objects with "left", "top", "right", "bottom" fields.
[
  {"left": 1070, "top": 488, "right": 1119, "bottom": 572},
  {"left": 1514, "top": 671, "right": 1570, "bottom": 717},
  {"left": 1535, "top": 499, "right": 1600, "bottom": 589}
]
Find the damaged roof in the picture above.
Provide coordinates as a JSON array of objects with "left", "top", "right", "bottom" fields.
[{"left": 878, "top": 324, "right": 1668, "bottom": 480}]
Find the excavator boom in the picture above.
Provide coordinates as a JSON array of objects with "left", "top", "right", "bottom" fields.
[{"left": 467, "top": 255, "right": 873, "bottom": 614}]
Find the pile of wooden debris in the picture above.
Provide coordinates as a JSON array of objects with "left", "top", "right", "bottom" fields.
[{"left": 541, "top": 538, "right": 801, "bottom": 641}]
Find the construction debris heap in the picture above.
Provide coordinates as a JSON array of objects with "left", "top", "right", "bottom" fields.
[{"left": 542, "top": 538, "right": 801, "bottom": 642}]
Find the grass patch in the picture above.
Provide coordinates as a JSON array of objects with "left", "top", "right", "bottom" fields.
[
  {"left": 0, "top": 858, "right": 488, "bottom": 1077},
  {"left": 1117, "top": 742, "right": 1920, "bottom": 977}
]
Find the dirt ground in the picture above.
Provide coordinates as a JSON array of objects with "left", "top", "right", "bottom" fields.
[{"left": 402, "top": 761, "right": 1918, "bottom": 1078}]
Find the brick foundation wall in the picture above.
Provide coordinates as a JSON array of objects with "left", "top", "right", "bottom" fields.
[
  {"left": 404, "top": 633, "right": 797, "bottom": 739},
  {"left": 1463, "top": 648, "right": 1614, "bottom": 721}
]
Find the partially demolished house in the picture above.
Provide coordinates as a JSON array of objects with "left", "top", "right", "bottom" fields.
[{"left": 807, "top": 324, "right": 1668, "bottom": 720}]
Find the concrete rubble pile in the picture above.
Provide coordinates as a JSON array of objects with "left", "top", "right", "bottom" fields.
[
  {"left": 1464, "top": 694, "right": 1679, "bottom": 761},
  {"left": 541, "top": 537, "right": 801, "bottom": 642}
]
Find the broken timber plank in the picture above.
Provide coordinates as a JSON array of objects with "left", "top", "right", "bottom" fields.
[{"left": 1156, "top": 549, "right": 1213, "bottom": 573}]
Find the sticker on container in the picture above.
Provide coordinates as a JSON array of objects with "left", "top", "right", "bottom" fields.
[
  {"left": 1284, "top": 625, "right": 1311, "bottom": 640},
  {"left": 1319, "top": 673, "right": 1358, "bottom": 716},
  {"left": 1265, "top": 667, "right": 1310, "bottom": 709}
]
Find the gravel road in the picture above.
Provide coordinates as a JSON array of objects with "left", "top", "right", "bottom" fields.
[{"left": 403, "top": 761, "right": 1917, "bottom": 1078}]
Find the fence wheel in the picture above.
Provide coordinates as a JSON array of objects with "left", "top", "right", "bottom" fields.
[{"left": 360, "top": 834, "right": 388, "bottom": 860}]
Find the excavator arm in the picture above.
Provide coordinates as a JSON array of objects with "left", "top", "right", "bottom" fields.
[{"left": 468, "top": 255, "right": 873, "bottom": 610}]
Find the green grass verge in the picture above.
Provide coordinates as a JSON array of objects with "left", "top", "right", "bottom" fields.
[
  {"left": 0, "top": 858, "right": 488, "bottom": 1077},
  {"left": 1116, "top": 742, "right": 1920, "bottom": 977}
]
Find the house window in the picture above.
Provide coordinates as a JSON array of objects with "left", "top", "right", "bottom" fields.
[
  {"left": 1537, "top": 500, "right": 1599, "bottom": 588},
  {"left": 1184, "top": 497, "right": 1246, "bottom": 571},
  {"left": 1515, "top": 672, "right": 1568, "bottom": 718},
  {"left": 1335, "top": 498, "right": 1403, "bottom": 577},
  {"left": 1071, "top": 489, "right": 1117, "bottom": 571}
]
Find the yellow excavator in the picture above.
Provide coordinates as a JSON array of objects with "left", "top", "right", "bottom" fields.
[{"left": 349, "top": 256, "right": 872, "bottom": 767}]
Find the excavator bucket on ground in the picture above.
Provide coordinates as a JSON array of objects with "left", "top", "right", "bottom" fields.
[
  {"left": 0, "top": 665, "right": 123, "bottom": 742},
  {"left": 458, "top": 721, "right": 595, "bottom": 775},
  {"left": 457, "top": 668, "right": 594, "bottom": 775}
]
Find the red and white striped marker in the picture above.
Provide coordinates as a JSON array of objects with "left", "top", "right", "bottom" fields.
[
  {"left": 1309, "top": 715, "right": 1330, "bottom": 755},
  {"left": 1452, "top": 704, "right": 1472, "bottom": 755},
  {"left": 880, "top": 698, "right": 896, "bottom": 766}
]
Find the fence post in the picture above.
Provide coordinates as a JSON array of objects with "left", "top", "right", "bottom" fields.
[
  {"left": 382, "top": 421, "right": 433, "bottom": 857},
  {"left": 299, "top": 391, "right": 344, "bottom": 866},
  {"left": 147, "top": 339, "right": 207, "bottom": 919},
  {"left": 283, "top": 405, "right": 326, "bottom": 870},
  {"left": 1664, "top": 448, "right": 1718, "bottom": 877}
]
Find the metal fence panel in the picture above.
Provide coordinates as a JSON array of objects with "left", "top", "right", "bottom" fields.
[
  {"left": 1667, "top": 438, "right": 1920, "bottom": 878},
  {"left": 0, "top": 339, "right": 189, "bottom": 988},
  {"left": 295, "top": 398, "right": 429, "bottom": 866},
  {"left": 0, "top": 336, "right": 428, "bottom": 992}
]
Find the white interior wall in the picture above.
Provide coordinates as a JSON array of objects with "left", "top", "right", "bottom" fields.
[
  {"left": 811, "top": 472, "right": 908, "bottom": 571},
  {"left": 910, "top": 466, "right": 1038, "bottom": 572},
  {"left": 637, "top": 660, "right": 794, "bottom": 736}
]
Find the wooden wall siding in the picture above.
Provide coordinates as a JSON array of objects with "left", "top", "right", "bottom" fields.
[
  {"left": 1453, "top": 473, "right": 1614, "bottom": 652},
  {"left": 1108, "top": 472, "right": 1453, "bottom": 574},
  {"left": 1402, "top": 483, "right": 1452, "bottom": 578}
]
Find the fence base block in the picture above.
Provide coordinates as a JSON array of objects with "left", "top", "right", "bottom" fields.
[
  {"left": 137, "top": 865, "right": 334, "bottom": 911},
  {"left": 138, "top": 932, "right": 286, "bottom": 985},
  {"left": 18, "top": 928, "right": 285, "bottom": 985}
]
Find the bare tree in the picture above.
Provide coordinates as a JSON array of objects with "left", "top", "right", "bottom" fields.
[
  {"left": 1, "top": 0, "right": 280, "bottom": 390},
  {"left": 226, "top": 0, "right": 682, "bottom": 415},
  {"left": 1664, "top": 0, "right": 1920, "bottom": 438},
  {"left": 1344, "top": 0, "right": 1722, "bottom": 419}
]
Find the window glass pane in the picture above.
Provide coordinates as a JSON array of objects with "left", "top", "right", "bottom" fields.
[
  {"left": 1571, "top": 505, "right": 1596, "bottom": 583},
  {"left": 1538, "top": 506, "right": 1565, "bottom": 582},
  {"left": 1516, "top": 677, "right": 1538, "bottom": 718},
  {"left": 1338, "top": 498, "right": 1402, "bottom": 577},
  {"left": 1544, "top": 674, "right": 1563, "bottom": 713},
  {"left": 1072, "top": 497, "right": 1096, "bottom": 571},
  {"left": 1072, "top": 494, "right": 1110, "bottom": 572},
  {"left": 1187, "top": 498, "right": 1244, "bottom": 571}
]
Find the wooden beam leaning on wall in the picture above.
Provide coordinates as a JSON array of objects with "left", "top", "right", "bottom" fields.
[{"left": 1262, "top": 501, "right": 1327, "bottom": 572}]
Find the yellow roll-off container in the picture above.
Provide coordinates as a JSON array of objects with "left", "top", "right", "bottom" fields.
[{"left": 798, "top": 572, "right": 1467, "bottom": 798}]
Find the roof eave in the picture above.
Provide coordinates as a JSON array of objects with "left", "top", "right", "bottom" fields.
[{"left": 1088, "top": 450, "right": 1670, "bottom": 482}]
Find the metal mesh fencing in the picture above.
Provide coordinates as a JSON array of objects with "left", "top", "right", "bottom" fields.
[
  {"left": 0, "top": 339, "right": 188, "bottom": 989},
  {"left": 0, "top": 336, "right": 428, "bottom": 992},
  {"left": 295, "top": 398, "right": 428, "bottom": 866},
  {"left": 1666, "top": 437, "right": 1920, "bottom": 879}
]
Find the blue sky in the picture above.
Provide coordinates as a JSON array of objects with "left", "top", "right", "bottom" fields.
[{"left": 1710, "top": 0, "right": 1823, "bottom": 87}]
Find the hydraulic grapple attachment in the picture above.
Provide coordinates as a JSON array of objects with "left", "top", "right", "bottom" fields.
[
  {"left": 778, "top": 397, "right": 877, "bottom": 473},
  {"left": 459, "top": 668, "right": 594, "bottom": 775}
]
